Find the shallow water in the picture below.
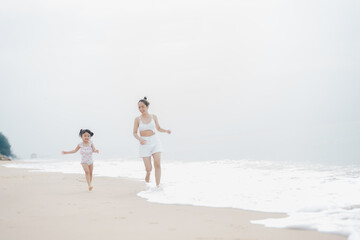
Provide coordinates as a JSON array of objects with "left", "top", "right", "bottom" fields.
[{"left": 4, "top": 158, "right": 360, "bottom": 240}]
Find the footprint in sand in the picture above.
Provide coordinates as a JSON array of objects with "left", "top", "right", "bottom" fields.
[
  {"left": 197, "top": 238, "right": 224, "bottom": 240},
  {"left": 114, "top": 216, "right": 127, "bottom": 221}
]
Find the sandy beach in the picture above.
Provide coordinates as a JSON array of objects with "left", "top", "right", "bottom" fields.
[{"left": 0, "top": 163, "right": 346, "bottom": 240}]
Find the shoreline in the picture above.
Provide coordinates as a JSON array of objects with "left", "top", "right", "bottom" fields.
[{"left": 0, "top": 163, "right": 346, "bottom": 240}]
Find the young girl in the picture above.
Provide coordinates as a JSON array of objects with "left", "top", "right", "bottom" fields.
[
  {"left": 133, "top": 97, "right": 171, "bottom": 187},
  {"left": 62, "top": 129, "right": 99, "bottom": 191}
]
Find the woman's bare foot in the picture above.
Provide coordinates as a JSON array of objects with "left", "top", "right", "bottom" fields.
[{"left": 89, "top": 186, "right": 93, "bottom": 191}]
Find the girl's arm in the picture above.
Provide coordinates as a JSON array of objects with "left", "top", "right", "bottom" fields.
[
  {"left": 91, "top": 143, "right": 99, "bottom": 153},
  {"left": 133, "top": 117, "right": 146, "bottom": 145},
  {"left": 153, "top": 115, "right": 171, "bottom": 134},
  {"left": 62, "top": 145, "right": 80, "bottom": 155}
]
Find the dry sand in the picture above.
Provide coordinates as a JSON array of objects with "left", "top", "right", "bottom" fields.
[{"left": 0, "top": 163, "right": 346, "bottom": 240}]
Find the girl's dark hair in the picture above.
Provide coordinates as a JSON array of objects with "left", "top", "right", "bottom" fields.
[
  {"left": 79, "top": 129, "right": 94, "bottom": 137},
  {"left": 138, "top": 96, "right": 150, "bottom": 107}
]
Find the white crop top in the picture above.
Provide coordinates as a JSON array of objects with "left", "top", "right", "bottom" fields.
[{"left": 139, "top": 115, "right": 156, "bottom": 132}]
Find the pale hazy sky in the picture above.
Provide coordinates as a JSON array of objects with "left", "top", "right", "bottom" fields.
[{"left": 0, "top": 0, "right": 359, "bottom": 164}]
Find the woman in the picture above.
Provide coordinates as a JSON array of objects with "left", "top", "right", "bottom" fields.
[{"left": 133, "top": 97, "right": 171, "bottom": 187}]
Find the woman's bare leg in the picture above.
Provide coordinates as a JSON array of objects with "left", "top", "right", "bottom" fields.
[
  {"left": 152, "top": 152, "right": 161, "bottom": 186},
  {"left": 142, "top": 157, "right": 152, "bottom": 183}
]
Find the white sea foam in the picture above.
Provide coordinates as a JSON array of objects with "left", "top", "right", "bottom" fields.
[{"left": 4, "top": 158, "right": 360, "bottom": 240}]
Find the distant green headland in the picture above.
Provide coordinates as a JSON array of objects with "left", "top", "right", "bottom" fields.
[{"left": 0, "top": 132, "right": 13, "bottom": 160}]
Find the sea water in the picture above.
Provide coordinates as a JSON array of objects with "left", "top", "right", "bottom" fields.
[{"left": 4, "top": 158, "right": 360, "bottom": 240}]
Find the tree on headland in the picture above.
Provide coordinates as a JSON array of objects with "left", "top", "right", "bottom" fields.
[{"left": 0, "top": 132, "right": 13, "bottom": 157}]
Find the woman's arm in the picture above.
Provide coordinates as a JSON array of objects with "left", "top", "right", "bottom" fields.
[
  {"left": 91, "top": 143, "right": 99, "bottom": 153},
  {"left": 133, "top": 117, "right": 146, "bottom": 145},
  {"left": 153, "top": 115, "right": 171, "bottom": 134},
  {"left": 133, "top": 117, "right": 142, "bottom": 140},
  {"left": 62, "top": 145, "right": 80, "bottom": 154}
]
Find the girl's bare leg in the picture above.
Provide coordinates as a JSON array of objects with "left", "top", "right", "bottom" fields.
[
  {"left": 142, "top": 157, "right": 152, "bottom": 183},
  {"left": 81, "top": 164, "right": 92, "bottom": 190},
  {"left": 89, "top": 163, "right": 94, "bottom": 190},
  {"left": 152, "top": 152, "right": 161, "bottom": 186}
]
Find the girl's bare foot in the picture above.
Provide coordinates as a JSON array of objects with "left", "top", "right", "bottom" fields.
[{"left": 89, "top": 186, "right": 93, "bottom": 191}]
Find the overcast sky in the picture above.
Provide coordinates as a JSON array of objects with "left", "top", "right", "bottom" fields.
[{"left": 0, "top": 0, "right": 359, "bottom": 164}]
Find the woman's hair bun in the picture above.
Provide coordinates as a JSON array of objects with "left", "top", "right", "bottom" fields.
[{"left": 138, "top": 96, "right": 150, "bottom": 107}]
